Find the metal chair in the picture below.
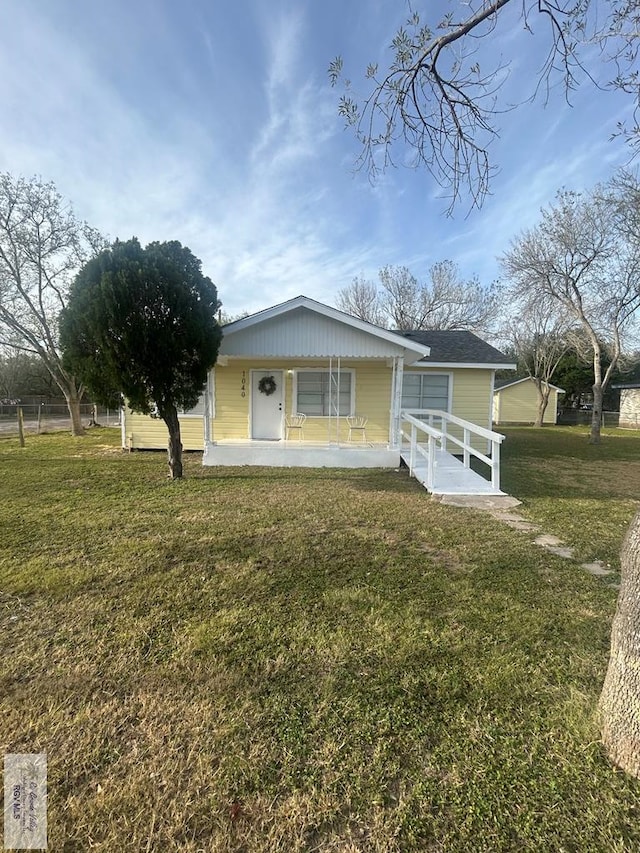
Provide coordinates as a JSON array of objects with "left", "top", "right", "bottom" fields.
[
  {"left": 285, "top": 412, "right": 306, "bottom": 440},
  {"left": 347, "top": 414, "right": 368, "bottom": 442}
]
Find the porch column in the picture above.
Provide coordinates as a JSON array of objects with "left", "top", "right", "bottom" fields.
[
  {"left": 390, "top": 356, "right": 404, "bottom": 449},
  {"left": 203, "top": 369, "right": 213, "bottom": 447}
]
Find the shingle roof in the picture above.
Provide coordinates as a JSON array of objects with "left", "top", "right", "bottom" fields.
[
  {"left": 494, "top": 378, "right": 516, "bottom": 390},
  {"left": 494, "top": 377, "right": 565, "bottom": 392},
  {"left": 398, "top": 329, "right": 514, "bottom": 365}
]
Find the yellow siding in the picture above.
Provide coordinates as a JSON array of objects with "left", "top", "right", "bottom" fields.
[
  {"left": 450, "top": 368, "right": 493, "bottom": 450},
  {"left": 211, "top": 359, "right": 393, "bottom": 443},
  {"left": 449, "top": 368, "right": 493, "bottom": 429},
  {"left": 212, "top": 361, "right": 250, "bottom": 439},
  {"left": 494, "top": 381, "right": 559, "bottom": 425},
  {"left": 123, "top": 362, "right": 497, "bottom": 451},
  {"left": 123, "top": 408, "right": 205, "bottom": 450}
]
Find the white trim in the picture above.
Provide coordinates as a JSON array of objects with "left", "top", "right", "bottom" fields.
[
  {"left": 389, "top": 356, "right": 404, "bottom": 449},
  {"left": 493, "top": 376, "right": 565, "bottom": 393},
  {"left": 488, "top": 371, "right": 496, "bottom": 451},
  {"left": 415, "top": 361, "right": 517, "bottom": 370},
  {"left": 292, "top": 367, "right": 355, "bottom": 418},
  {"left": 221, "top": 295, "right": 431, "bottom": 361},
  {"left": 203, "top": 372, "right": 213, "bottom": 444}
]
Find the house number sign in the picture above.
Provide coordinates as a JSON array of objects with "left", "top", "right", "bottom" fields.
[{"left": 241, "top": 370, "right": 246, "bottom": 398}]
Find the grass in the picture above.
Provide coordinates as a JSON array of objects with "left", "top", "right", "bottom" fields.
[
  {"left": 1, "top": 427, "right": 640, "bottom": 851},
  {"left": 500, "top": 425, "right": 640, "bottom": 568}
]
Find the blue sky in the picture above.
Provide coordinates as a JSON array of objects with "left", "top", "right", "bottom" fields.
[{"left": 0, "top": 0, "right": 633, "bottom": 316}]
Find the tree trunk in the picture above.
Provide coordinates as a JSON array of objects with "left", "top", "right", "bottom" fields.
[
  {"left": 63, "top": 386, "right": 85, "bottom": 437},
  {"left": 534, "top": 384, "right": 550, "bottom": 428},
  {"left": 588, "top": 344, "right": 603, "bottom": 444},
  {"left": 599, "top": 511, "right": 640, "bottom": 778},
  {"left": 590, "top": 383, "right": 603, "bottom": 445},
  {"left": 161, "top": 404, "right": 183, "bottom": 479}
]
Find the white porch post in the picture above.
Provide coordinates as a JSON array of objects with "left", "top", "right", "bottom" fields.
[
  {"left": 390, "top": 356, "right": 404, "bottom": 449},
  {"left": 203, "top": 369, "right": 213, "bottom": 447}
]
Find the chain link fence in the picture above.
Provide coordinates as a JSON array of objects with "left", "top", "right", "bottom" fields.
[
  {"left": 0, "top": 401, "right": 121, "bottom": 437},
  {"left": 557, "top": 409, "right": 620, "bottom": 428}
]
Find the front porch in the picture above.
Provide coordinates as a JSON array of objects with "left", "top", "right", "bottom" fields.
[{"left": 202, "top": 410, "right": 508, "bottom": 498}]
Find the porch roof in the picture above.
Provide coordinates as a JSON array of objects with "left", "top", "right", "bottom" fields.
[{"left": 219, "top": 296, "right": 430, "bottom": 365}]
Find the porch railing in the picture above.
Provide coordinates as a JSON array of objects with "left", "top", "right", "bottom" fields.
[{"left": 400, "top": 410, "right": 506, "bottom": 492}]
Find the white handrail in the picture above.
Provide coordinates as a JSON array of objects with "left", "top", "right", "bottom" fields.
[{"left": 400, "top": 410, "right": 505, "bottom": 492}]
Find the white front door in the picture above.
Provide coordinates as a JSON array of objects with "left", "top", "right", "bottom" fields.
[{"left": 251, "top": 370, "right": 284, "bottom": 439}]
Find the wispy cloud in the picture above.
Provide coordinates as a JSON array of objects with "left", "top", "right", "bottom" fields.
[{"left": 0, "top": 0, "right": 635, "bottom": 319}]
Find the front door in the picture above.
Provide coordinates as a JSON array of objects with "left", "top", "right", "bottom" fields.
[{"left": 251, "top": 370, "right": 284, "bottom": 439}]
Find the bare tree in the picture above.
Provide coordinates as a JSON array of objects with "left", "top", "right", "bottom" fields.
[
  {"left": 330, "top": 1, "right": 640, "bottom": 211},
  {"left": 337, "top": 262, "right": 498, "bottom": 333},
  {"left": 336, "top": 275, "right": 385, "bottom": 325},
  {"left": 501, "top": 180, "right": 640, "bottom": 444},
  {"left": 0, "top": 174, "right": 105, "bottom": 435},
  {"left": 378, "top": 266, "right": 427, "bottom": 329},
  {"left": 501, "top": 296, "right": 572, "bottom": 426}
]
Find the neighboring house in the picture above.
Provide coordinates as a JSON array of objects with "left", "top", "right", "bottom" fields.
[
  {"left": 492, "top": 377, "right": 565, "bottom": 425},
  {"left": 612, "top": 382, "right": 640, "bottom": 429},
  {"left": 122, "top": 296, "right": 515, "bottom": 473}
]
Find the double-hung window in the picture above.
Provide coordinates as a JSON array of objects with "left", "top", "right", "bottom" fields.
[
  {"left": 401, "top": 373, "right": 450, "bottom": 411},
  {"left": 295, "top": 370, "right": 353, "bottom": 417},
  {"left": 179, "top": 395, "right": 206, "bottom": 417}
]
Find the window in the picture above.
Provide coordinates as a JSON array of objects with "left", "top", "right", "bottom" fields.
[
  {"left": 295, "top": 370, "right": 353, "bottom": 416},
  {"left": 401, "top": 373, "right": 450, "bottom": 411},
  {"left": 179, "top": 394, "right": 206, "bottom": 417}
]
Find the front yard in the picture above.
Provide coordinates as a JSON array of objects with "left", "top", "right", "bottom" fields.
[{"left": 1, "top": 427, "right": 639, "bottom": 851}]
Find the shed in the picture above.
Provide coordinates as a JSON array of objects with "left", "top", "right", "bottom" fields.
[{"left": 492, "top": 377, "right": 565, "bottom": 425}]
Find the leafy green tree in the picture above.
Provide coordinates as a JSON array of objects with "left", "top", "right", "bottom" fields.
[{"left": 60, "top": 238, "right": 222, "bottom": 479}]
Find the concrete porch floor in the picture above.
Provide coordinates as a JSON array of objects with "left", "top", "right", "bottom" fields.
[{"left": 203, "top": 439, "right": 400, "bottom": 468}]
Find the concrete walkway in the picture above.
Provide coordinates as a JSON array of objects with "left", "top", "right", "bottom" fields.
[{"left": 434, "top": 493, "right": 618, "bottom": 586}]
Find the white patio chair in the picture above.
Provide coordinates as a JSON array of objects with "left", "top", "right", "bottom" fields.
[
  {"left": 285, "top": 412, "right": 306, "bottom": 440},
  {"left": 347, "top": 414, "right": 368, "bottom": 443}
]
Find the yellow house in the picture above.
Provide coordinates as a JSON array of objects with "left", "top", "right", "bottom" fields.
[
  {"left": 492, "top": 377, "right": 565, "bottom": 425},
  {"left": 122, "top": 296, "right": 516, "bottom": 489}
]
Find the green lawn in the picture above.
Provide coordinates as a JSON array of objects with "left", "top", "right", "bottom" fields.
[{"left": 1, "top": 427, "right": 640, "bottom": 851}]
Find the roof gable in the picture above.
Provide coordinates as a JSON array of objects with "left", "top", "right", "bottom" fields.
[{"left": 220, "top": 296, "right": 430, "bottom": 364}]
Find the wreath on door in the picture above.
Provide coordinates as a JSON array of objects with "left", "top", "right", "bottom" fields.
[{"left": 258, "top": 375, "right": 277, "bottom": 396}]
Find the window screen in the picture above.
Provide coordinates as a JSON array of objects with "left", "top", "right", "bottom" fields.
[
  {"left": 296, "top": 371, "right": 352, "bottom": 416},
  {"left": 401, "top": 373, "right": 449, "bottom": 411}
]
